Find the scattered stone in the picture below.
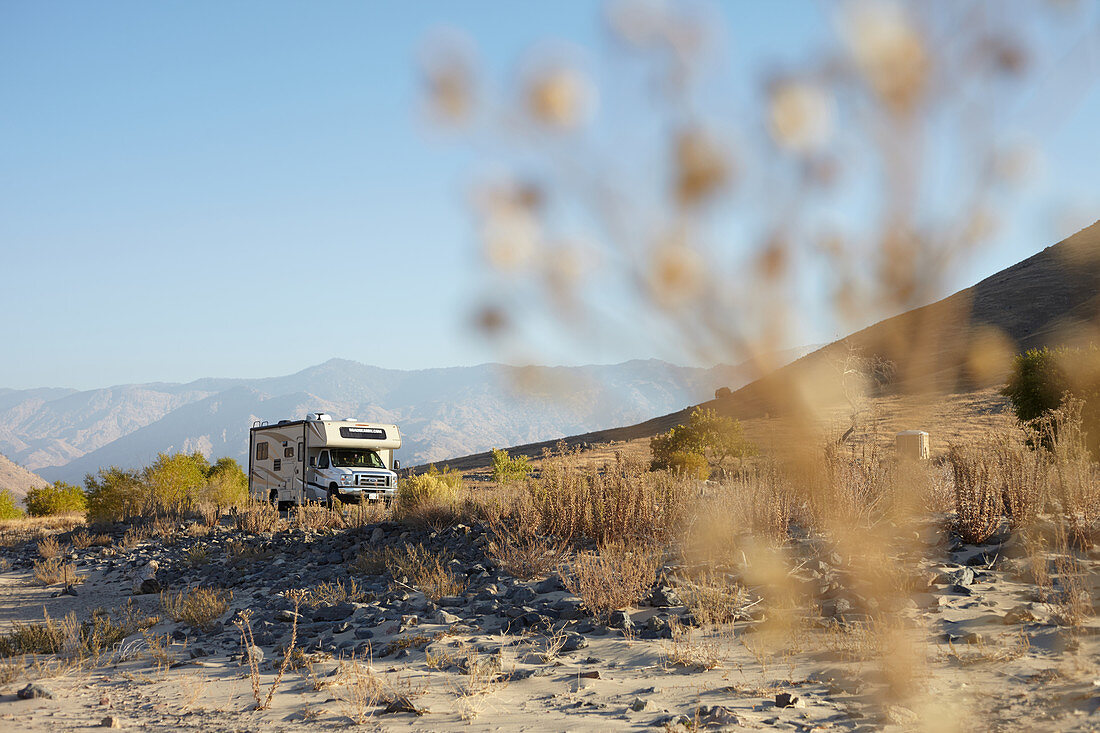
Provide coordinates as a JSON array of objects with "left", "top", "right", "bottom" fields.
[
  {"left": 649, "top": 586, "right": 682, "bottom": 608},
  {"left": 434, "top": 609, "right": 461, "bottom": 625},
  {"left": 696, "top": 704, "right": 739, "bottom": 727},
  {"left": 579, "top": 670, "right": 601, "bottom": 679},
  {"left": 535, "top": 574, "right": 566, "bottom": 594},
  {"left": 1003, "top": 605, "right": 1037, "bottom": 625},
  {"left": 560, "top": 633, "right": 588, "bottom": 653},
  {"left": 100, "top": 716, "right": 121, "bottom": 728},
  {"left": 240, "top": 645, "right": 264, "bottom": 665},
  {"left": 17, "top": 683, "right": 53, "bottom": 700},
  {"left": 608, "top": 610, "right": 633, "bottom": 630},
  {"left": 775, "top": 692, "right": 804, "bottom": 708},
  {"left": 630, "top": 697, "right": 649, "bottom": 711},
  {"left": 383, "top": 695, "right": 423, "bottom": 715}
]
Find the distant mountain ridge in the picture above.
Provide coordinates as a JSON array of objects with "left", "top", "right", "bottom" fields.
[{"left": 0, "top": 352, "right": 811, "bottom": 483}]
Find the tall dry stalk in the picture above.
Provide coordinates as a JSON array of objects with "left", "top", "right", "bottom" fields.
[{"left": 949, "top": 446, "right": 1002, "bottom": 544}]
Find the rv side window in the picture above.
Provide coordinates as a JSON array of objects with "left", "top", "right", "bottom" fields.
[
  {"left": 318, "top": 451, "right": 329, "bottom": 469},
  {"left": 297, "top": 442, "right": 303, "bottom": 460},
  {"left": 284, "top": 446, "right": 294, "bottom": 458},
  {"left": 255, "top": 442, "right": 269, "bottom": 461}
]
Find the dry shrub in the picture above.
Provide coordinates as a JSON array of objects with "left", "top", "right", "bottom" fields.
[
  {"left": 0, "top": 602, "right": 157, "bottom": 660},
  {"left": 234, "top": 591, "right": 303, "bottom": 710},
  {"left": 182, "top": 545, "right": 210, "bottom": 567},
  {"left": 293, "top": 502, "right": 346, "bottom": 532},
  {"left": 387, "top": 544, "right": 466, "bottom": 600},
  {"left": 1051, "top": 523, "right": 1092, "bottom": 627},
  {"left": 949, "top": 446, "right": 1002, "bottom": 544},
  {"left": 304, "top": 577, "right": 370, "bottom": 608},
  {"left": 992, "top": 438, "right": 1046, "bottom": 531},
  {"left": 528, "top": 452, "right": 691, "bottom": 543},
  {"left": 350, "top": 548, "right": 388, "bottom": 575},
  {"left": 71, "top": 530, "right": 110, "bottom": 549},
  {"left": 235, "top": 502, "right": 284, "bottom": 534},
  {"left": 486, "top": 511, "right": 568, "bottom": 580},
  {"left": 120, "top": 525, "right": 151, "bottom": 549},
  {"left": 562, "top": 539, "right": 660, "bottom": 621},
  {"left": 161, "top": 587, "right": 231, "bottom": 630},
  {"left": 662, "top": 619, "right": 722, "bottom": 670},
  {"left": 1033, "top": 398, "right": 1100, "bottom": 545},
  {"left": 31, "top": 557, "right": 82, "bottom": 586},
  {"left": 225, "top": 538, "right": 272, "bottom": 565},
  {"left": 334, "top": 655, "right": 425, "bottom": 724},
  {"left": 36, "top": 536, "right": 64, "bottom": 559},
  {"left": 396, "top": 468, "right": 462, "bottom": 528},
  {"left": 676, "top": 569, "right": 753, "bottom": 626}
]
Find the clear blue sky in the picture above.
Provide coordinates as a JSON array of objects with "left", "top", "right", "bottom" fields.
[{"left": 1, "top": 1, "right": 1097, "bottom": 390}]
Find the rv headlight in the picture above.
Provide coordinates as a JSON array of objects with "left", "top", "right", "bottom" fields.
[{"left": 341, "top": 475, "right": 351, "bottom": 485}]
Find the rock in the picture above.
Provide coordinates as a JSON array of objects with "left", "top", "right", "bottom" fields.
[
  {"left": 1003, "top": 605, "right": 1036, "bottom": 625},
  {"left": 17, "top": 683, "right": 53, "bottom": 699},
  {"left": 649, "top": 585, "right": 682, "bottom": 607},
  {"left": 630, "top": 697, "right": 649, "bottom": 711},
  {"left": 130, "top": 561, "right": 159, "bottom": 594},
  {"left": 774, "top": 692, "right": 804, "bottom": 708},
  {"left": 560, "top": 633, "right": 588, "bottom": 653},
  {"left": 382, "top": 695, "right": 423, "bottom": 715},
  {"left": 951, "top": 567, "right": 976, "bottom": 586},
  {"left": 274, "top": 609, "right": 301, "bottom": 623},
  {"left": 370, "top": 527, "right": 384, "bottom": 544},
  {"left": 240, "top": 645, "right": 264, "bottom": 665},
  {"left": 696, "top": 704, "right": 739, "bottom": 727},
  {"left": 535, "top": 574, "right": 566, "bottom": 594},
  {"left": 434, "top": 610, "right": 461, "bottom": 625},
  {"left": 312, "top": 602, "right": 355, "bottom": 622},
  {"left": 608, "top": 610, "right": 633, "bottom": 630},
  {"left": 510, "top": 587, "right": 537, "bottom": 605},
  {"left": 100, "top": 716, "right": 121, "bottom": 728},
  {"left": 884, "top": 704, "right": 919, "bottom": 725},
  {"left": 579, "top": 670, "right": 601, "bottom": 679}
]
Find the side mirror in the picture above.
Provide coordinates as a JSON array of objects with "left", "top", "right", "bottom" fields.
[
  {"left": 393, "top": 459, "right": 401, "bottom": 470},
  {"left": 309, "top": 457, "right": 316, "bottom": 467}
]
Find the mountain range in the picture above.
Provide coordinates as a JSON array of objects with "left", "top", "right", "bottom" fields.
[{"left": 0, "top": 354, "right": 809, "bottom": 490}]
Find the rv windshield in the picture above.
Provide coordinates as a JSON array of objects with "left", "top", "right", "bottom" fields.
[{"left": 330, "top": 449, "right": 386, "bottom": 469}]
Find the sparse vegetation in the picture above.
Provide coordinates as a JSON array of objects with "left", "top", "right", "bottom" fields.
[
  {"left": 161, "top": 587, "right": 231, "bottom": 631},
  {"left": 490, "top": 448, "right": 532, "bottom": 485},
  {"left": 562, "top": 539, "right": 660, "bottom": 622},
  {"left": 0, "top": 489, "right": 25, "bottom": 520}
]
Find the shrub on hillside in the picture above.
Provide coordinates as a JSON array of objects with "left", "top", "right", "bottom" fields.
[
  {"left": 490, "top": 448, "right": 532, "bottom": 485},
  {"left": 651, "top": 407, "right": 756, "bottom": 476},
  {"left": 25, "top": 481, "right": 87, "bottom": 517},
  {"left": 0, "top": 489, "right": 25, "bottom": 520},
  {"left": 1003, "top": 346, "right": 1100, "bottom": 455}
]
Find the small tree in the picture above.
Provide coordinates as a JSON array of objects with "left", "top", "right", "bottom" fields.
[
  {"left": 491, "top": 448, "right": 532, "bottom": 485},
  {"left": 25, "top": 481, "right": 87, "bottom": 516},
  {"left": 1003, "top": 346, "right": 1100, "bottom": 455},
  {"left": 650, "top": 407, "right": 755, "bottom": 476},
  {"left": 143, "top": 452, "right": 210, "bottom": 515},
  {"left": 84, "top": 466, "right": 144, "bottom": 522},
  {"left": 201, "top": 457, "right": 249, "bottom": 510},
  {"left": 0, "top": 489, "right": 24, "bottom": 520}
]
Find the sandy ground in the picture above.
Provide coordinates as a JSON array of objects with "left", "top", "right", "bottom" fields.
[{"left": 3, "top": 534, "right": 1100, "bottom": 733}]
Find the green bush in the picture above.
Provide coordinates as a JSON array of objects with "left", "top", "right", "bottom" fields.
[
  {"left": 490, "top": 448, "right": 532, "bottom": 485},
  {"left": 397, "top": 465, "right": 461, "bottom": 511},
  {"left": 1003, "top": 346, "right": 1100, "bottom": 454},
  {"left": 25, "top": 481, "right": 87, "bottom": 517},
  {"left": 667, "top": 451, "right": 711, "bottom": 480},
  {"left": 84, "top": 467, "right": 144, "bottom": 522},
  {"left": 650, "top": 407, "right": 756, "bottom": 475},
  {"left": 200, "top": 457, "right": 249, "bottom": 509},
  {"left": 0, "top": 489, "right": 25, "bottom": 520}
]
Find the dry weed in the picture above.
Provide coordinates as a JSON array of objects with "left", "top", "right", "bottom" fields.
[
  {"left": 562, "top": 539, "right": 660, "bottom": 621},
  {"left": 388, "top": 544, "right": 466, "bottom": 600},
  {"left": 31, "top": 557, "right": 82, "bottom": 586},
  {"left": 949, "top": 446, "right": 1002, "bottom": 544},
  {"left": 70, "top": 530, "right": 110, "bottom": 549},
  {"left": 161, "top": 587, "right": 231, "bottom": 630},
  {"left": 235, "top": 502, "right": 284, "bottom": 534},
  {"left": 36, "top": 536, "right": 64, "bottom": 559}
]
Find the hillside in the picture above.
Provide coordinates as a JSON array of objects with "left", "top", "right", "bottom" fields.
[
  {"left": 430, "top": 221, "right": 1100, "bottom": 472},
  {"left": 0, "top": 352, "right": 811, "bottom": 483},
  {"left": 0, "top": 453, "right": 47, "bottom": 502}
]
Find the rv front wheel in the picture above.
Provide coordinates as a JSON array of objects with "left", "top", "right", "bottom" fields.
[
  {"left": 327, "top": 484, "right": 339, "bottom": 508},
  {"left": 268, "top": 490, "right": 278, "bottom": 507}
]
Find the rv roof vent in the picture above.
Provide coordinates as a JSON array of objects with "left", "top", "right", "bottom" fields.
[
  {"left": 278, "top": 420, "right": 290, "bottom": 425},
  {"left": 308, "top": 412, "right": 332, "bottom": 421},
  {"left": 344, "top": 417, "right": 357, "bottom": 422}
]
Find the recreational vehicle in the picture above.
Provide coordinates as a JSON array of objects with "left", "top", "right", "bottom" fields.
[{"left": 248, "top": 412, "right": 401, "bottom": 506}]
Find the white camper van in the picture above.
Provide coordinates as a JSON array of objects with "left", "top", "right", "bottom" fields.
[{"left": 249, "top": 412, "right": 401, "bottom": 506}]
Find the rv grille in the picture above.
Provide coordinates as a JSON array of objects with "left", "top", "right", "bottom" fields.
[{"left": 355, "top": 474, "right": 389, "bottom": 488}]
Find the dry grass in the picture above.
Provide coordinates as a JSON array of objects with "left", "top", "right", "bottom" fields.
[
  {"left": 949, "top": 446, "right": 1002, "bottom": 544},
  {"left": 388, "top": 544, "right": 466, "bottom": 601},
  {"left": 71, "top": 530, "right": 111, "bottom": 549},
  {"left": 562, "top": 539, "right": 660, "bottom": 622},
  {"left": 235, "top": 502, "right": 284, "bottom": 534},
  {"left": 36, "top": 536, "right": 64, "bottom": 559},
  {"left": 31, "top": 557, "right": 82, "bottom": 586},
  {"left": 119, "top": 525, "right": 151, "bottom": 550},
  {"left": 662, "top": 620, "right": 723, "bottom": 671},
  {"left": 160, "top": 587, "right": 231, "bottom": 631},
  {"left": 303, "top": 577, "right": 370, "bottom": 607},
  {"left": 234, "top": 591, "right": 303, "bottom": 710},
  {"left": 486, "top": 513, "right": 568, "bottom": 580},
  {"left": 0, "top": 602, "right": 158, "bottom": 660}
]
